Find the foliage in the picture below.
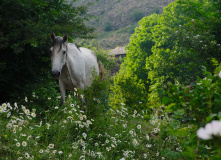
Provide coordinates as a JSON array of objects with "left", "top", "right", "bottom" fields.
[
  {"left": 0, "top": 0, "right": 94, "bottom": 103},
  {"left": 111, "top": 0, "right": 221, "bottom": 111},
  {"left": 104, "top": 21, "right": 114, "bottom": 31},
  {"left": 110, "top": 13, "right": 159, "bottom": 111},
  {"left": 130, "top": 9, "right": 144, "bottom": 22}
]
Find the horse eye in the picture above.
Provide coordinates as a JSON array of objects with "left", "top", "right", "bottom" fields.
[
  {"left": 49, "top": 50, "right": 53, "bottom": 55},
  {"left": 63, "top": 51, "right": 66, "bottom": 54}
]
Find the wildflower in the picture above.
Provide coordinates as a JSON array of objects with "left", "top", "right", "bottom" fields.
[
  {"left": 39, "top": 149, "right": 44, "bottom": 153},
  {"left": 31, "top": 113, "right": 36, "bottom": 117},
  {"left": 52, "top": 150, "right": 57, "bottom": 154},
  {"left": 132, "top": 114, "right": 136, "bottom": 117},
  {"left": 24, "top": 109, "right": 30, "bottom": 115},
  {"left": 105, "top": 140, "right": 109, "bottom": 144},
  {"left": 69, "top": 110, "right": 72, "bottom": 114},
  {"left": 219, "top": 71, "right": 221, "bottom": 78},
  {"left": 63, "top": 120, "right": 67, "bottom": 123},
  {"left": 25, "top": 153, "right": 30, "bottom": 159},
  {"left": 95, "top": 143, "right": 99, "bottom": 146},
  {"left": 144, "top": 153, "right": 147, "bottom": 159},
  {"left": 19, "top": 127, "right": 22, "bottom": 131},
  {"left": 46, "top": 123, "right": 50, "bottom": 129},
  {"left": 22, "top": 141, "right": 27, "bottom": 147},
  {"left": 106, "top": 147, "right": 111, "bottom": 151},
  {"left": 150, "top": 120, "right": 155, "bottom": 125},
  {"left": 58, "top": 151, "right": 63, "bottom": 154},
  {"left": 154, "top": 128, "right": 158, "bottom": 133},
  {"left": 146, "top": 144, "right": 152, "bottom": 148},
  {"left": 132, "top": 139, "right": 138, "bottom": 146},
  {"left": 69, "top": 154, "right": 72, "bottom": 157},
  {"left": 6, "top": 123, "right": 12, "bottom": 129},
  {"left": 82, "top": 133, "right": 87, "bottom": 139},
  {"left": 137, "top": 125, "right": 141, "bottom": 129},
  {"left": 48, "top": 97, "right": 51, "bottom": 100},
  {"left": 129, "top": 130, "right": 133, "bottom": 134},
  {"left": 205, "top": 145, "right": 211, "bottom": 149},
  {"left": 80, "top": 95, "right": 84, "bottom": 98},
  {"left": 27, "top": 116, "right": 32, "bottom": 120},
  {"left": 74, "top": 88, "right": 77, "bottom": 91},
  {"left": 25, "top": 97, "right": 28, "bottom": 102},
  {"left": 80, "top": 116, "right": 83, "bottom": 121},
  {"left": 134, "top": 110, "right": 137, "bottom": 114},
  {"left": 197, "top": 120, "right": 221, "bottom": 140},
  {"left": 0, "top": 106, "right": 4, "bottom": 113},
  {"left": 16, "top": 142, "right": 20, "bottom": 147},
  {"left": 49, "top": 144, "right": 54, "bottom": 149},
  {"left": 146, "top": 134, "right": 150, "bottom": 140},
  {"left": 68, "top": 95, "right": 71, "bottom": 98},
  {"left": 123, "top": 124, "right": 127, "bottom": 128},
  {"left": 27, "top": 135, "right": 32, "bottom": 140},
  {"left": 34, "top": 142, "right": 38, "bottom": 146},
  {"left": 7, "top": 112, "right": 11, "bottom": 118}
]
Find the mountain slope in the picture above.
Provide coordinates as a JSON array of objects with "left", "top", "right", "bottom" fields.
[{"left": 75, "top": 0, "right": 174, "bottom": 49}]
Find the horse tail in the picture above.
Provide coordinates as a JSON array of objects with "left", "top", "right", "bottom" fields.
[{"left": 98, "top": 61, "right": 105, "bottom": 80}]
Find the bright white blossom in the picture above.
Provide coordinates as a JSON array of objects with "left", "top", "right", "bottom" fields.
[
  {"left": 219, "top": 71, "right": 221, "bottom": 78},
  {"left": 197, "top": 120, "right": 221, "bottom": 140}
]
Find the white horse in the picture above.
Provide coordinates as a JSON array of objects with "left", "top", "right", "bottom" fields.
[{"left": 49, "top": 32, "right": 99, "bottom": 105}]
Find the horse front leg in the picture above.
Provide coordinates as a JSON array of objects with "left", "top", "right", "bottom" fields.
[{"left": 59, "top": 80, "right": 66, "bottom": 106}]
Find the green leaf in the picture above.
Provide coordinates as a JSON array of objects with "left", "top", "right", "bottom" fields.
[
  {"left": 162, "top": 97, "right": 171, "bottom": 105},
  {"left": 174, "top": 109, "right": 185, "bottom": 116},
  {"left": 206, "top": 113, "right": 217, "bottom": 123}
]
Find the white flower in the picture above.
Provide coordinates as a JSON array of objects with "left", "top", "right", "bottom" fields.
[
  {"left": 197, "top": 120, "right": 221, "bottom": 140},
  {"left": 49, "top": 144, "right": 54, "bottom": 149},
  {"left": 82, "top": 133, "right": 87, "bottom": 139},
  {"left": 146, "top": 144, "right": 152, "bottom": 148},
  {"left": 31, "top": 113, "right": 36, "bottom": 117},
  {"left": 132, "top": 139, "right": 139, "bottom": 146},
  {"left": 22, "top": 141, "right": 27, "bottom": 147},
  {"left": 25, "top": 153, "right": 30, "bottom": 159},
  {"left": 219, "top": 71, "right": 221, "bottom": 78},
  {"left": 146, "top": 134, "right": 150, "bottom": 140},
  {"left": 39, "top": 149, "right": 44, "bottom": 153},
  {"left": 16, "top": 142, "right": 20, "bottom": 147},
  {"left": 137, "top": 125, "right": 141, "bottom": 129}
]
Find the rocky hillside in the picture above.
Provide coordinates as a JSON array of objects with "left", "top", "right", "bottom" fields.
[{"left": 75, "top": 0, "right": 174, "bottom": 49}]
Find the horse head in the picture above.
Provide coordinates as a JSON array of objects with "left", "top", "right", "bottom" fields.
[{"left": 49, "top": 32, "right": 68, "bottom": 79}]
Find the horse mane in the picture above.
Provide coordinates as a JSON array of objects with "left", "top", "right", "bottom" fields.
[{"left": 50, "top": 37, "right": 64, "bottom": 52}]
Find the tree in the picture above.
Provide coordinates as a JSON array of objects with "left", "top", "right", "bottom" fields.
[
  {"left": 0, "top": 0, "right": 94, "bottom": 102},
  {"left": 110, "top": 0, "right": 221, "bottom": 110}
]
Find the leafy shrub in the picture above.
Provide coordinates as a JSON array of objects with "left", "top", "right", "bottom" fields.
[
  {"left": 104, "top": 21, "right": 113, "bottom": 31},
  {"left": 130, "top": 9, "right": 144, "bottom": 22}
]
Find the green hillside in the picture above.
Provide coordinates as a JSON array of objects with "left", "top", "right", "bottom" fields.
[{"left": 75, "top": 0, "right": 174, "bottom": 49}]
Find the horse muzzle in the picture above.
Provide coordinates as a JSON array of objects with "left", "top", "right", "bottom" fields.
[{"left": 51, "top": 70, "right": 60, "bottom": 79}]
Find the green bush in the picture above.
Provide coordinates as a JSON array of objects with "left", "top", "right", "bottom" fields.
[{"left": 130, "top": 9, "right": 144, "bottom": 22}]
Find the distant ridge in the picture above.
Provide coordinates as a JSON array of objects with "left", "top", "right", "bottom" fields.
[{"left": 75, "top": 0, "right": 175, "bottom": 49}]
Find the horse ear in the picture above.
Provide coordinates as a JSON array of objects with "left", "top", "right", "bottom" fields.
[
  {"left": 51, "top": 32, "right": 55, "bottom": 41},
  {"left": 63, "top": 34, "right": 68, "bottom": 43}
]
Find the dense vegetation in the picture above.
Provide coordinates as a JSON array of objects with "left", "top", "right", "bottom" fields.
[
  {"left": 1, "top": 0, "right": 221, "bottom": 159},
  {"left": 75, "top": 0, "right": 174, "bottom": 49},
  {"left": 0, "top": 0, "right": 94, "bottom": 103},
  {"left": 111, "top": 0, "right": 221, "bottom": 110}
]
